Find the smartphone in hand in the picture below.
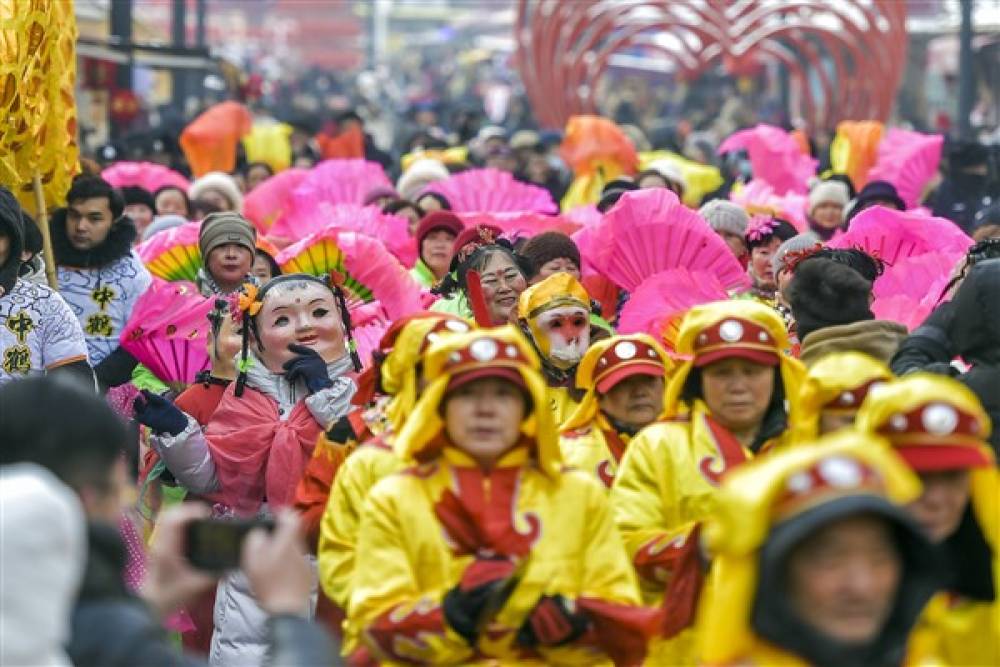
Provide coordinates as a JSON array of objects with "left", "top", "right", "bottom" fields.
[{"left": 184, "top": 517, "right": 276, "bottom": 571}]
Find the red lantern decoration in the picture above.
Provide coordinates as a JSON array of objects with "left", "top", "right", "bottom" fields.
[{"left": 110, "top": 89, "right": 141, "bottom": 125}]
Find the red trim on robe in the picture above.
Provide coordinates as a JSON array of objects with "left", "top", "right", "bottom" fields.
[
  {"left": 365, "top": 602, "right": 448, "bottom": 665},
  {"left": 602, "top": 428, "right": 628, "bottom": 464},
  {"left": 433, "top": 464, "right": 540, "bottom": 558},
  {"left": 576, "top": 597, "right": 661, "bottom": 667},
  {"left": 698, "top": 414, "right": 749, "bottom": 486},
  {"left": 595, "top": 429, "right": 628, "bottom": 488},
  {"left": 658, "top": 523, "right": 704, "bottom": 638},
  {"left": 633, "top": 530, "right": 691, "bottom": 585}
]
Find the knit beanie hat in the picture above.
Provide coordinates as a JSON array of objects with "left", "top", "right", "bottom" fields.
[
  {"left": 397, "top": 159, "right": 450, "bottom": 202},
  {"left": 510, "top": 130, "right": 541, "bottom": 151},
  {"left": 807, "top": 179, "right": 850, "bottom": 215},
  {"left": 415, "top": 211, "right": 463, "bottom": 249},
  {"left": 189, "top": 171, "right": 244, "bottom": 212},
  {"left": 199, "top": 211, "right": 256, "bottom": 258},
  {"left": 120, "top": 185, "right": 156, "bottom": 211},
  {"left": 788, "top": 257, "right": 875, "bottom": 341},
  {"left": 772, "top": 233, "right": 821, "bottom": 277},
  {"left": 520, "top": 231, "right": 582, "bottom": 277},
  {"left": 699, "top": 199, "right": 750, "bottom": 237},
  {"left": 142, "top": 214, "right": 188, "bottom": 242}
]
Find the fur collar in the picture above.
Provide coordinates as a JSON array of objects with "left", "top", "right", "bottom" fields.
[{"left": 49, "top": 208, "right": 137, "bottom": 269}]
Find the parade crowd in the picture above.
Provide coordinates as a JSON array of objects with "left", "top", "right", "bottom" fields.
[{"left": 1, "top": 106, "right": 998, "bottom": 667}]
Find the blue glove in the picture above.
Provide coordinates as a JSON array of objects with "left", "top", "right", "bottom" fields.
[
  {"left": 283, "top": 344, "right": 333, "bottom": 394},
  {"left": 133, "top": 389, "right": 187, "bottom": 436}
]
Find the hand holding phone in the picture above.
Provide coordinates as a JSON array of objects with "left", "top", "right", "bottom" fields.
[
  {"left": 184, "top": 516, "right": 276, "bottom": 571},
  {"left": 181, "top": 510, "right": 310, "bottom": 616}
]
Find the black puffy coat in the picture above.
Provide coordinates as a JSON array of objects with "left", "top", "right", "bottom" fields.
[{"left": 947, "top": 260, "right": 1000, "bottom": 456}]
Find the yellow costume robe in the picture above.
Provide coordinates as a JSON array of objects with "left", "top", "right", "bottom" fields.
[
  {"left": 316, "top": 313, "right": 472, "bottom": 656},
  {"left": 347, "top": 326, "right": 657, "bottom": 665},
  {"left": 610, "top": 300, "right": 805, "bottom": 665},
  {"left": 317, "top": 437, "right": 402, "bottom": 623},
  {"left": 560, "top": 334, "right": 671, "bottom": 489},
  {"left": 611, "top": 401, "right": 754, "bottom": 664},
  {"left": 561, "top": 417, "right": 630, "bottom": 489},
  {"left": 349, "top": 447, "right": 652, "bottom": 665}
]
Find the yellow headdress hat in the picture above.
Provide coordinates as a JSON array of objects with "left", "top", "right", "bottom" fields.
[
  {"left": 797, "top": 351, "right": 894, "bottom": 437},
  {"left": 663, "top": 300, "right": 805, "bottom": 417},
  {"left": 856, "top": 373, "right": 993, "bottom": 471},
  {"left": 855, "top": 373, "right": 997, "bottom": 558},
  {"left": 379, "top": 313, "right": 472, "bottom": 432},
  {"left": 393, "top": 325, "right": 561, "bottom": 476},
  {"left": 698, "top": 430, "right": 921, "bottom": 664},
  {"left": 562, "top": 333, "right": 672, "bottom": 432},
  {"left": 517, "top": 272, "right": 590, "bottom": 322}
]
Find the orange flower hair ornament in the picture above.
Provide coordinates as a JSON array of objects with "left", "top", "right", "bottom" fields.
[
  {"left": 234, "top": 281, "right": 262, "bottom": 396},
  {"left": 235, "top": 282, "right": 262, "bottom": 320}
]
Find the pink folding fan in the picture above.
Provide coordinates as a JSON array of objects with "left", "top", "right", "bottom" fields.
[
  {"left": 290, "top": 159, "right": 391, "bottom": 212},
  {"left": 459, "top": 211, "right": 578, "bottom": 241},
  {"left": 717, "top": 124, "right": 817, "bottom": 195},
  {"left": 242, "top": 167, "right": 310, "bottom": 234},
  {"left": 618, "top": 268, "right": 730, "bottom": 352},
  {"left": 582, "top": 188, "right": 749, "bottom": 292},
  {"left": 267, "top": 202, "right": 415, "bottom": 267},
  {"left": 136, "top": 221, "right": 202, "bottom": 283},
  {"left": 828, "top": 206, "right": 972, "bottom": 265},
  {"left": 120, "top": 280, "right": 213, "bottom": 386},
  {"left": 275, "top": 230, "right": 423, "bottom": 319},
  {"left": 102, "top": 161, "right": 190, "bottom": 193},
  {"left": 427, "top": 168, "right": 557, "bottom": 214},
  {"left": 867, "top": 129, "right": 944, "bottom": 210}
]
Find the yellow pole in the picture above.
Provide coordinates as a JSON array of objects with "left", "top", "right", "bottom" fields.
[{"left": 31, "top": 172, "right": 59, "bottom": 291}]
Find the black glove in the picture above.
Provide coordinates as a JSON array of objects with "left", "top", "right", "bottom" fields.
[
  {"left": 283, "top": 343, "right": 333, "bottom": 394},
  {"left": 133, "top": 389, "right": 187, "bottom": 436},
  {"left": 516, "top": 595, "right": 589, "bottom": 648},
  {"left": 443, "top": 556, "right": 517, "bottom": 644}
]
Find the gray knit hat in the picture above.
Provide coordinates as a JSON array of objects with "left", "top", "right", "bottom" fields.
[
  {"left": 699, "top": 200, "right": 749, "bottom": 237},
  {"left": 199, "top": 211, "right": 256, "bottom": 258},
  {"left": 772, "top": 232, "right": 821, "bottom": 277}
]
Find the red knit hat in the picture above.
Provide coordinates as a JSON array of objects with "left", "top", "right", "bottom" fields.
[{"left": 415, "top": 211, "right": 463, "bottom": 248}]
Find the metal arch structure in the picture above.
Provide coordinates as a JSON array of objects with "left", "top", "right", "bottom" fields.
[{"left": 515, "top": 0, "right": 908, "bottom": 130}]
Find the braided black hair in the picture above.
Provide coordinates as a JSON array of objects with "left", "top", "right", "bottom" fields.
[{"left": 799, "top": 247, "right": 885, "bottom": 282}]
